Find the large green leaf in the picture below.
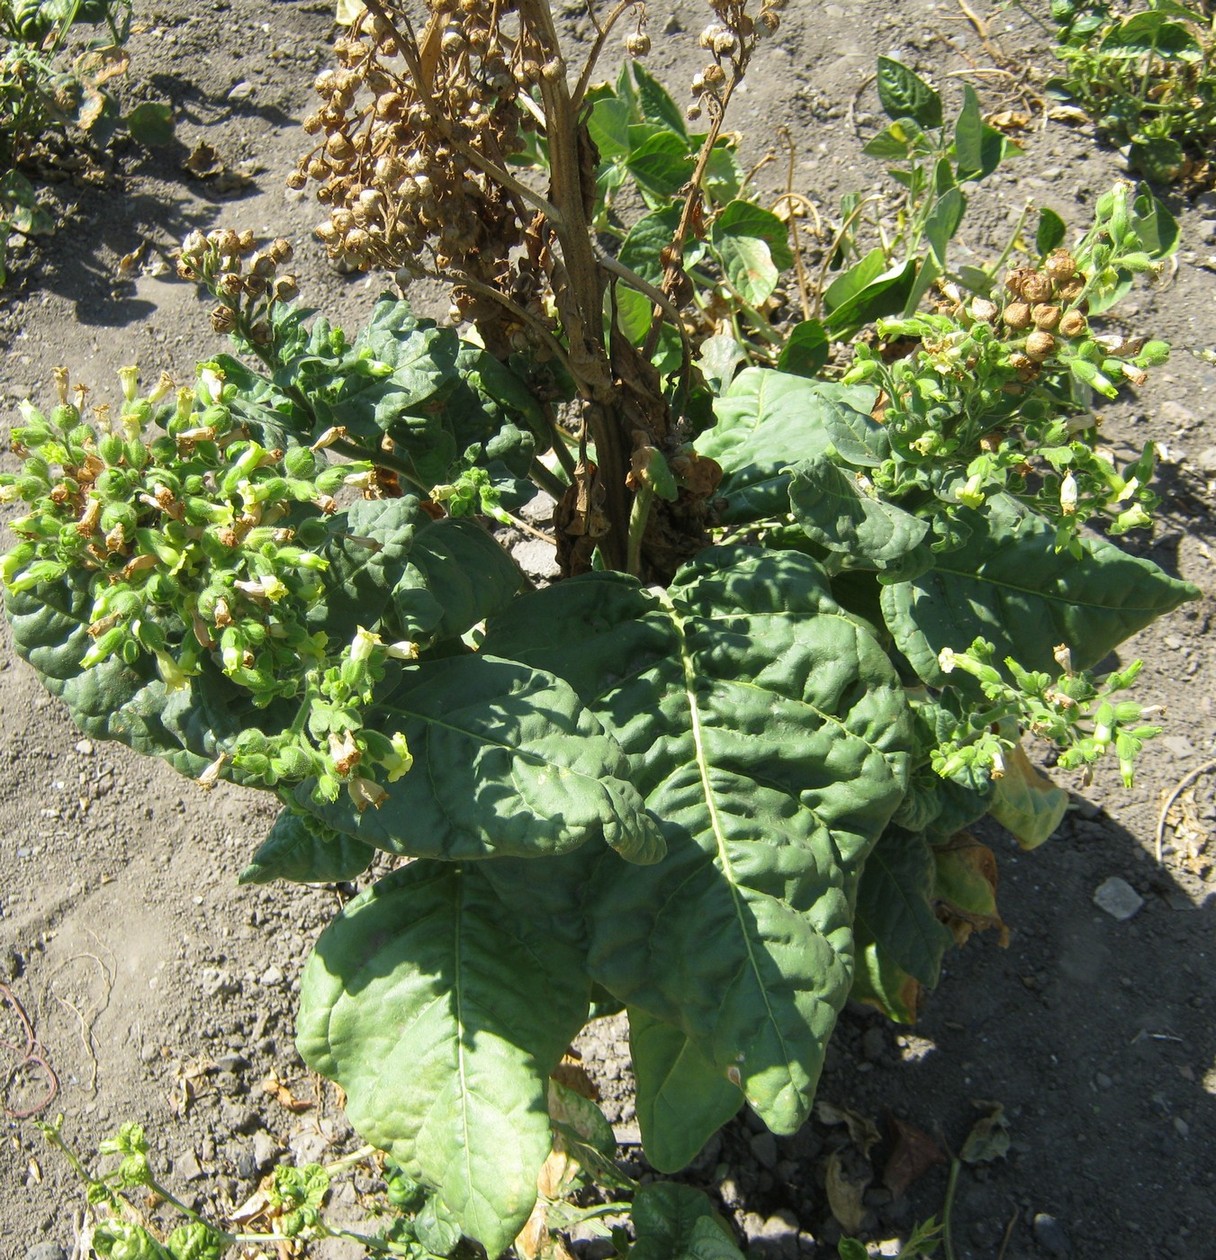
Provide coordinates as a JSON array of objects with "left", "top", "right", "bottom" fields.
[
  {"left": 239, "top": 810, "right": 376, "bottom": 885},
  {"left": 709, "top": 201, "right": 794, "bottom": 307},
  {"left": 788, "top": 456, "right": 931, "bottom": 576},
  {"left": 629, "top": 1008, "right": 743, "bottom": 1173},
  {"left": 697, "top": 369, "right": 884, "bottom": 522},
  {"left": 880, "top": 500, "right": 1199, "bottom": 685},
  {"left": 297, "top": 861, "right": 591, "bottom": 1258},
  {"left": 484, "top": 549, "right": 912, "bottom": 1148},
  {"left": 296, "top": 654, "right": 664, "bottom": 865},
  {"left": 854, "top": 826, "right": 952, "bottom": 988}
]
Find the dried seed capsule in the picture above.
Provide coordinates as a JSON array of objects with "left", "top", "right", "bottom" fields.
[
  {"left": 325, "top": 133, "right": 355, "bottom": 163},
  {"left": 1002, "top": 301, "right": 1031, "bottom": 330},
  {"left": 1025, "top": 330, "right": 1056, "bottom": 362},
  {"left": 1031, "top": 303, "right": 1061, "bottom": 331},
  {"left": 1045, "top": 249, "right": 1077, "bottom": 284},
  {"left": 1056, "top": 275, "right": 1086, "bottom": 303},
  {"left": 625, "top": 31, "right": 650, "bottom": 56},
  {"left": 1058, "top": 309, "right": 1087, "bottom": 338},
  {"left": 969, "top": 298, "right": 998, "bottom": 323},
  {"left": 1020, "top": 272, "right": 1052, "bottom": 303}
]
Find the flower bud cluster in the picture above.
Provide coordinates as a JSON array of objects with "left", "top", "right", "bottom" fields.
[
  {"left": 177, "top": 228, "right": 298, "bottom": 345},
  {"left": 293, "top": 0, "right": 528, "bottom": 283},
  {"left": 843, "top": 242, "right": 1167, "bottom": 539},
  {"left": 0, "top": 365, "right": 414, "bottom": 808}
]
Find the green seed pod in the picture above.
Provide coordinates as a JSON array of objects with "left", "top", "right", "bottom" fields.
[
  {"left": 149, "top": 437, "right": 176, "bottom": 464},
  {"left": 95, "top": 467, "right": 133, "bottom": 499},
  {"left": 133, "top": 619, "right": 167, "bottom": 652},
  {"left": 99, "top": 434, "right": 126, "bottom": 466},
  {"left": 272, "top": 745, "right": 317, "bottom": 780},
  {"left": 284, "top": 446, "right": 316, "bottom": 479},
  {"left": 145, "top": 573, "right": 177, "bottom": 604},
  {"left": 101, "top": 501, "right": 138, "bottom": 535},
  {"left": 121, "top": 638, "right": 141, "bottom": 666},
  {"left": 126, "top": 439, "right": 151, "bottom": 470},
  {"left": 50, "top": 404, "right": 80, "bottom": 430},
  {"left": 295, "top": 517, "right": 327, "bottom": 547}
]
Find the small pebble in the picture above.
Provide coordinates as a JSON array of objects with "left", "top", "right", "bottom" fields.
[
  {"left": 1033, "top": 1212, "right": 1072, "bottom": 1258},
  {"left": 25, "top": 1246, "right": 68, "bottom": 1260},
  {"left": 1093, "top": 876, "right": 1144, "bottom": 922},
  {"left": 227, "top": 80, "right": 255, "bottom": 102}
]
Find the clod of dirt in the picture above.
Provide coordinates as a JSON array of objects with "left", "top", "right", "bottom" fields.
[{"left": 1032, "top": 1212, "right": 1072, "bottom": 1258}]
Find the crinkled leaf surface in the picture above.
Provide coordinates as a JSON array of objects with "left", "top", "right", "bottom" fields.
[
  {"left": 697, "top": 369, "right": 885, "bottom": 522},
  {"left": 788, "top": 455, "right": 931, "bottom": 576},
  {"left": 312, "top": 498, "right": 522, "bottom": 651},
  {"left": 881, "top": 499, "right": 1199, "bottom": 685},
  {"left": 296, "top": 654, "right": 663, "bottom": 865},
  {"left": 629, "top": 1008, "right": 743, "bottom": 1173},
  {"left": 297, "top": 861, "right": 591, "bottom": 1259},
  {"left": 239, "top": 810, "right": 375, "bottom": 886},
  {"left": 484, "top": 548, "right": 912, "bottom": 1149},
  {"left": 854, "top": 826, "right": 952, "bottom": 988}
]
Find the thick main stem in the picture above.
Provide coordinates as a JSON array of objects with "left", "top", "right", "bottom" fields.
[{"left": 516, "top": 0, "right": 632, "bottom": 570}]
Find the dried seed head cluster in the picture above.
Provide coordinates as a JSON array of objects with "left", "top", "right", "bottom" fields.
[
  {"left": 177, "top": 229, "right": 297, "bottom": 344},
  {"left": 293, "top": 0, "right": 531, "bottom": 291},
  {"left": 688, "top": 0, "right": 785, "bottom": 119},
  {"left": 999, "top": 249, "right": 1089, "bottom": 373}
]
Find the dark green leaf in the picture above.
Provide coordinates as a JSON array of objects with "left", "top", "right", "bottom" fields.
[
  {"left": 629, "top": 1184, "right": 745, "bottom": 1260},
  {"left": 788, "top": 456, "right": 932, "bottom": 576},
  {"left": 124, "top": 101, "right": 174, "bottom": 146},
  {"left": 880, "top": 499, "right": 1200, "bottom": 685},
  {"left": 587, "top": 92, "right": 632, "bottom": 159},
  {"left": 697, "top": 369, "right": 886, "bottom": 522},
  {"left": 240, "top": 810, "right": 376, "bottom": 885},
  {"left": 711, "top": 200, "right": 794, "bottom": 271},
  {"left": 630, "top": 60, "right": 688, "bottom": 136},
  {"left": 619, "top": 207, "right": 683, "bottom": 286},
  {"left": 875, "top": 57, "right": 943, "bottom": 129},
  {"left": 1036, "top": 207, "right": 1067, "bottom": 257},
  {"left": 297, "top": 862, "right": 591, "bottom": 1258},
  {"left": 627, "top": 132, "right": 696, "bottom": 203},
  {"left": 823, "top": 249, "right": 918, "bottom": 337},
  {"left": 629, "top": 1009, "right": 743, "bottom": 1173},
  {"left": 777, "top": 320, "right": 830, "bottom": 378},
  {"left": 954, "top": 85, "right": 1004, "bottom": 182},
  {"left": 854, "top": 827, "right": 953, "bottom": 987},
  {"left": 297, "top": 654, "right": 665, "bottom": 865},
  {"left": 924, "top": 187, "right": 966, "bottom": 266},
  {"left": 1128, "top": 137, "right": 1185, "bottom": 183},
  {"left": 1099, "top": 12, "right": 1202, "bottom": 59},
  {"left": 485, "top": 551, "right": 912, "bottom": 1142}
]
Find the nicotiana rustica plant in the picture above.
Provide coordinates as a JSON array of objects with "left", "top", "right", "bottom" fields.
[{"left": 1, "top": 3, "right": 1199, "bottom": 1254}]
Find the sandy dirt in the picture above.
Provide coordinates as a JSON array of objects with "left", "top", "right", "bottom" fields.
[{"left": 1, "top": 1, "right": 1214, "bottom": 1257}]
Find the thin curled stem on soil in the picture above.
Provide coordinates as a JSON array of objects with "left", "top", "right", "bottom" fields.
[
  {"left": 1, "top": 982, "right": 60, "bottom": 1118},
  {"left": 1155, "top": 757, "right": 1216, "bottom": 864}
]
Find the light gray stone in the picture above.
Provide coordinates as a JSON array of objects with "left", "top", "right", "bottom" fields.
[{"left": 1093, "top": 876, "right": 1144, "bottom": 921}]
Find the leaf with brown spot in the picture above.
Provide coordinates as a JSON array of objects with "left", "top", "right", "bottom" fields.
[{"left": 934, "top": 832, "right": 1009, "bottom": 947}]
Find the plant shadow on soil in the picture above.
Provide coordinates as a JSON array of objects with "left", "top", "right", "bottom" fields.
[{"left": 575, "top": 802, "right": 1216, "bottom": 1258}]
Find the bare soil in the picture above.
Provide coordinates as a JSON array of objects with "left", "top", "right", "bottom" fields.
[{"left": 1, "top": 2, "right": 1214, "bottom": 1258}]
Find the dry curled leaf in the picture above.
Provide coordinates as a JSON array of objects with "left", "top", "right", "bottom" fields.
[
  {"left": 960, "top": 1100, "right": 1010, "bottom": 1164},
  {"left": 882, "top": 1113, "right": 945, "bottom": 1198},
  {"left": 825, "top": 1149, "right": 869, "bottom": 1234},
  {"left": 260, "top": 1067, "right": 315, "bottom": 1112}
]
